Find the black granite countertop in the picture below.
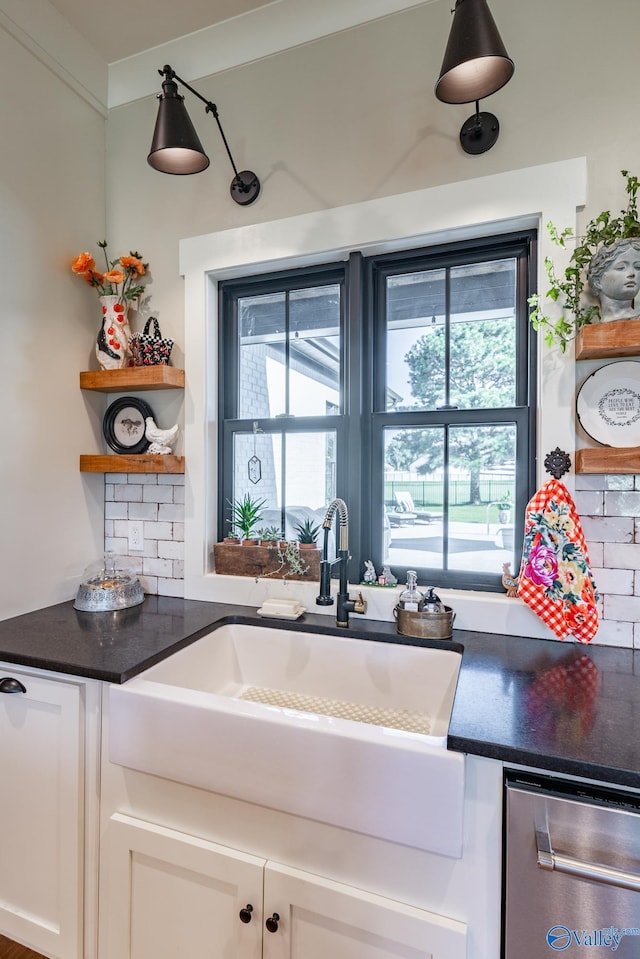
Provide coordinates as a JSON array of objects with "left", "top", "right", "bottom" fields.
[{"left": 0, "top": 598, "right": 638, "bottom": 790}]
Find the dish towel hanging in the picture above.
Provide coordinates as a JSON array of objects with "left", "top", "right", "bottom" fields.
[{"left": 517, "top": 478, "right": 599, "bottom": 644}]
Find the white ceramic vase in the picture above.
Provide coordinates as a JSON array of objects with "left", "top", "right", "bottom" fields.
[{"left": 96, "top": 294, "right": 133, "bottom": 370}]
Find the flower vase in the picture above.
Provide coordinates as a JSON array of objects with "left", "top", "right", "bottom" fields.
[{"left": 96, "top": 295, "right": 133, "bottom": 370}]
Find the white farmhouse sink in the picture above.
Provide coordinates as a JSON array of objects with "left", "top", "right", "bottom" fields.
[{"left": 109, "top": 623, "right": 465, "bottom": 856}]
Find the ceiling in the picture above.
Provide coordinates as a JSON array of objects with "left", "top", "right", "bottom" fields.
[{"left": 48, "top": 0, "right": 275, "bottom": 62}]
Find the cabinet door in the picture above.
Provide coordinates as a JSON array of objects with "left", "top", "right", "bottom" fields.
[
  {"left": 0, "top": 669, "right": 83, "bottom": 959},
  {"left": 263, "top": 861, "right": 467, "bottom": 959},
  {"left": 102, "top": 813, "right": 266, "bottom": 959}
]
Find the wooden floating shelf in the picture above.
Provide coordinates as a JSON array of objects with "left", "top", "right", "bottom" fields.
[
  {"left": 575, "top": 447, "right": 640, "bottom": 474},
  {"left": 79, "top": 366, "right": 184, "bottom": 392},
  {"left": 575, "top": 318, "right": 640, "bottom": 360},
  {"left": 80, "top": 454, "right": 185, "bottom": 474}
]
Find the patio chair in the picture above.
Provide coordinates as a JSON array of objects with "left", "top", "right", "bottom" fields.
[{"left": 393, "top": 492, "right": 440, "bottom": 524}]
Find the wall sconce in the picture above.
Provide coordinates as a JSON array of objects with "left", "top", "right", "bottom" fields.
[
  {"left": 148, "top": 65, "right": 261, "bottom": 206},
  {"left": 435, "top": 0, "right": 514, "bottom": 155}
]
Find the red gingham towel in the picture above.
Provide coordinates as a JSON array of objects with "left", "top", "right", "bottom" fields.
[{"left": 517, "top": 479, "right": 599, "bottom": 644}]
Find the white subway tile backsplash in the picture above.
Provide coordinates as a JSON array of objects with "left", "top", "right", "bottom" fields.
[
  {"left": 158, "top": 504, "right": 184, "bottom": 523},
  {"left": 143, "top": 521, "right": 173, "bottom": 541},
  {"left": 573, "top": 491, "right": 603, "bottom": 515},
  {"left": 128, "top": 502, "right": 159, "bottom": 521},
  {"left": 604, "top": 542, "right": 640, "bottom": 569},
  {"left": 143, "top": 485, "right": 174, "bottom": 504},
  {"left": 158, "top": 540, "right": 184, "bottom": 560},
  {"left": 100, "top": 472, "right": 640, "bottom": 646},
  {"left": 581, "top": 516, "right": 634, "bottom": 542},
  {"left": 158, "top": 577, "right": 184, "bottom": 597},
  {"left": 575, "top": 474, "right": 635, "bottom": 491},
  {"left": 591, "top": 567, "right": 633, "bottom": 595},
  {"left": 603, "top": 594, "right": 640, "bottom": 621},
  {"left": 105, "top": 501, "right": 128, "bottom": 520},
  {"left": 606, "top": 491, "right": 640, "bottom": 516},
  {"left": 143, "top": 557, "right": 174, "bottom": 578},
  {"left": 114, "top": 483, "right": 143, "bottom": 502},
  {"left": 591, "top": 619, "right": 634, "bottom": 648}
]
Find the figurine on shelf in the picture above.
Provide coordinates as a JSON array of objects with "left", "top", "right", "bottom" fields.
[
  {"left": 363, "top": 560, "right": 377, "bottom": 584},
  {"left": 145, "top": 417, "right": 179, "bottom": 454},
  {"left": 382, "top": 565, "right": 398, "bottom": 586},
  {"left": 502, "top": 562, "right": 519, "bottom": 598}
]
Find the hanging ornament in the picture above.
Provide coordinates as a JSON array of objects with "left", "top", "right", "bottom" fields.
[{"left": 248, "top": 421, "right": 262, "bottom": 484}]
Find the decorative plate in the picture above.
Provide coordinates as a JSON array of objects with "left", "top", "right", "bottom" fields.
[
  {"left": 576, "top": 361, "right": 640, "bottom": 447},
  {"left": 103, "top": 396, "right": 154, "bottom": 454}
]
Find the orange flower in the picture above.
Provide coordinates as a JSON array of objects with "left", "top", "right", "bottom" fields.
[
  {"left": 120, "top": 255, "right": 146, "bottom": 276},
  {"left": 71, "top": 252, "right": 95, "bottom": 274},
  {"left": 103, "top": 269, "right": 125, "bottom": 285}
]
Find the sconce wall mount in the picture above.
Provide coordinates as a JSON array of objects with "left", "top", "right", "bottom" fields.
[
  {"left": 435, "top": 0, "right": 514, "bottom": 155},
  {"left": 148, "top": 65, "right": 260, "bottom": 206}
]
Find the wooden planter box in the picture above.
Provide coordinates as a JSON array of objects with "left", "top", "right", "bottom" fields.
[{"left": 213, "top": 542, "right": 320, "bottom": 581}]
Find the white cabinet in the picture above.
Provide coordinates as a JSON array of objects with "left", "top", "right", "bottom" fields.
[
  {"left": 0, "top": 666, "right": 89, "bottom": 959},
  {"left": 103, "top": 813, "right": 467, "bottom": 959}
]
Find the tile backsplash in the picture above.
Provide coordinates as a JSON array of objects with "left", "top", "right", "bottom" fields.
[
  {"left": 104, "top": 471, "right": 640, "bottom": 648},
  {"left": 104, "top": 473, "right": 184, "bottom": 597}
]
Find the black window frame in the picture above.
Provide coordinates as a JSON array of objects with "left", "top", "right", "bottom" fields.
[{"left": 218, "top": 231, "right": 537, "bottom": 591}]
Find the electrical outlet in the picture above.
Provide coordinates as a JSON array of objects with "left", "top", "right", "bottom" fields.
[{"left": 128, "top": 520, "right": 144, "bottom": 551}]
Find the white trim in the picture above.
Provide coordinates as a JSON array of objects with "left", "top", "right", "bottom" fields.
[
  {"left": 108, "top": 0, "right": 438, "bottom": 108},
  {"left": 0, "top": 0, "right": 107, "bottom": 115},
  {"left": 181, "top": 157, "right": 587, "bottom": 637}
]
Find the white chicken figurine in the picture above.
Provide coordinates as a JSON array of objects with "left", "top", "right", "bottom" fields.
[{"left": 145, "top": 416, "right": 179, "bottom": 455}]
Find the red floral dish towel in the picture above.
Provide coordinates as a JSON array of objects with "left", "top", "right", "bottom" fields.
[{"left": 517, "top": 479, "right": 599, "bottom": 644}]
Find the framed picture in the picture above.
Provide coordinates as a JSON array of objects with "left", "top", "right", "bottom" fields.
[{"left": 103, "top": 396, "right": 154, "bottom": 454}]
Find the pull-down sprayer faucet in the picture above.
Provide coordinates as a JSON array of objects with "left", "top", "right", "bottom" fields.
[{"left": 316, "top": 498, "right": 367, "bottom": 627}]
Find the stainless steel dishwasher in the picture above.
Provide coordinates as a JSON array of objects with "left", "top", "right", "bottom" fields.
[{"left": 504, "top": 771, "right": 640, "bottom": 957}]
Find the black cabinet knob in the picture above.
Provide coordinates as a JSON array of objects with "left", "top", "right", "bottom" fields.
[
  {"left": 0, "top": 677, "right": 26, "bottom": 694},
  {"left": 265, "top": 913, "right": 280, "bottom": 933},
  {"left": 239, "top": 904, "right": 253, "bottom": 923}
]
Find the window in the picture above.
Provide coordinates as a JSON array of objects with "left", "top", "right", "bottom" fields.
[{"left": 218, "top": 232, "right": 536, "bottom": 590}]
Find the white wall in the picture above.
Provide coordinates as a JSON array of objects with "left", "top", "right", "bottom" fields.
[{"left": 0, "top": 16, "right": 107, "bottom": 617}]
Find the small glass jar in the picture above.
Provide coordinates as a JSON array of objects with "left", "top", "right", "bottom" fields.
[{"left": 398, "top": 570, "right": 424, "bottom": 611}]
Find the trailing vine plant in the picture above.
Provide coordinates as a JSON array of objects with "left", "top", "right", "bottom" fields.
[{"left": 529, "top": 169, "right": 640, "bottom": 351}]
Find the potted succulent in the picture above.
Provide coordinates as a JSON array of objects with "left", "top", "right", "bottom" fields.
[
  {"left": 257, "top": 525, "right": 282, "bottom": 546},
  {"left": 227, "top": 494, "right": 266, "bottom": 544},
  {"left": 529, "top": 169, "right": 640, "bottom": 351},
  {"left": 294, "top": 518, "right": 321, "bottom": 549}
]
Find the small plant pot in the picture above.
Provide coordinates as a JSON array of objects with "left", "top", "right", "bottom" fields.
[
  {"left": 298, "top": 543, "right": 318, "bottom": 550},
  {"left": 499, "top": 509, "right": 511, "bottom": 525},
  {"left": 223, "top": 537, "right": 240, "bottom": 545},
  {"left": 242, "top": 539, "right": 259, "bottom": 546}
]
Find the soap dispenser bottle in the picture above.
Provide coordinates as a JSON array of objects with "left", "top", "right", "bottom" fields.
[{"left": 398, "top": 570, "right": 424, "bottom": 611}]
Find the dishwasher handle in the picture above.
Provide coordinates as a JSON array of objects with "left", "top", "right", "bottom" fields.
[{"left": 536, "top": 825, "right": 640, "bottom": 893}]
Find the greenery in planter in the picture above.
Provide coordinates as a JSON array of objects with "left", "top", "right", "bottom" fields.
[
  {"left": 294, "top": 517, "right": 321, "bottom": 545},
  {"left": 257, "top": 525, "right": 282, "bottom": 543},
  {"left": 263, "top": 540, "right": 311, "bottom": 579},
  {"left": 529, "top": 169, "right": 640, "bottom": 351},
  {"left": 496, "top": 491, "right": 512, "bottom": 510},
  {"left": 226, "top": 493, "right": 266, "bottom": 541}
]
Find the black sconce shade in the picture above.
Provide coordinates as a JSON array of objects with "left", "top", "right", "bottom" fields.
[
  {"left": 148, "top": 76, "right": 210, "bottom": 174},
  {"left": 148, "top": 65, "right": 260, "bottom": 205},
  {"left": 435, "top": 0, "right": 514, "bottom": 105}
]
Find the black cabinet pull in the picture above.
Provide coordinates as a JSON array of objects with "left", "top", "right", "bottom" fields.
[
  {"left": 0, "top": 677, "right": 26, "bottom": 694},
  {"left": 265, "top": 913, "right": 280, "bottom": 933},
  {"left": 239, "top": 904, "right": 253, "bottom": 923}
]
